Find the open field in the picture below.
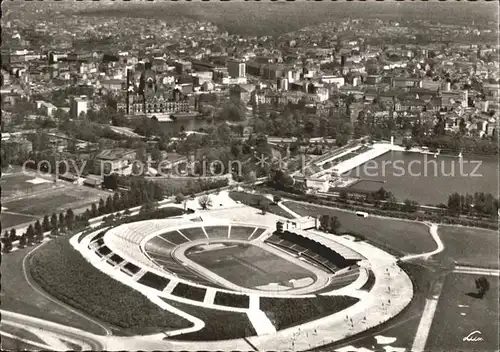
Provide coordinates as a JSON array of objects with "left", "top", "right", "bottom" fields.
[
  {"left": 0, "top": 242, "right": 107, "bottom": 335},
  {"left": 426, "top": 273, "right": 499, "bottom": 352},
  {"left": 187, "top": 243, "right": 315, "bottom": 288},
  {"left": 435, "top": 225, "right": 499, "bottom": 268},
  {"left": 0, "top": 212, "right": 38, "bottom": 228},
  {"left": 1, "top": 171, "right": 55, "bottom": 199},
  {"left": 1, "top": 169, "right": 112, "bottom": 229},
  {"left": 228, "top": 191, "right": 295, "bottom": 219},
  {"left": 283, "top": 201, "right": 435, "bottom": 256},
  {"left": 3, "top": 194, "right": 81, "bottom": 216}
]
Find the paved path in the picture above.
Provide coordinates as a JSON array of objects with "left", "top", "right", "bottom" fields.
[
  {"left": 400, "top": 222, "right": 444, "bottom": 261},
  {"left": 0, "top": 310, "right": 104, "bottom": 351},
  {"left": 411, "top": 279, "right": 445, "bottom": 352},
  {"left": 454, "top": 265, "right": 500, "bottom": 276}
]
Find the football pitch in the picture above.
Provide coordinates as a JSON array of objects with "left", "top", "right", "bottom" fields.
[
  {"left": 186, "top": 243, "right": 316, "bottom": 289},
  {"left": 1, "top": 168, "right": 112, "bottom": 229}
]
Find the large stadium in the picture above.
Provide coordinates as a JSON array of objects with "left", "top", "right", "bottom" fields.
[{"left": 70, "top": 198, "right": 414, "bottom": 351}]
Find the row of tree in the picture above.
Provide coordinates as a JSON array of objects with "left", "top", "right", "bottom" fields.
[
  {"left": 447, "top": 192, "right": 499, "bottom": 218},
  {"left": 2, "top": 209, "right": 79, "bottom": 253}
]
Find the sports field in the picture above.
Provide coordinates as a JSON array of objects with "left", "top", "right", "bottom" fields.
[
  {"left": 426, "top": 273, "right": 499, "bottom": 352},
  {"left": 283, "top": 201, "right": 435, "bottom": 256},
  {"left": 435, "top": 225, "right": 499, "bottom": 268},
  {"left": 186, "top": 243, "right": 316, "bottom": 288},
  {"left": 1, "top": 168, "right": 112, "bottom": 229}
]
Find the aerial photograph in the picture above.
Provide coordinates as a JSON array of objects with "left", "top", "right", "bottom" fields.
[{"left": 0, "top": 1, "right": 498, "bottom": 351}]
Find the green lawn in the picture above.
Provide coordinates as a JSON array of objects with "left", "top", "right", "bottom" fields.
[
  {"left": 0, "top": 212, "right": 37, "bottom": 228},
  {"left": 283, "top": 201, "right": 435, "bottom": 256},
  {"left": 426, "top": 273, "right": 499, "bottom": 352},
  {"left": 435, "top": 225, "right": 499, "bottom": 268},
  {"left": 229, "top": 191, "right": 295, "bottom": 219}
]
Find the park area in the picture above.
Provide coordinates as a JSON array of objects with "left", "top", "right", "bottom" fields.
[
  {"left": 1, "top": 168, "right": 112, "bottom": 229},
  {"left": 228, "top": 191, "right": 294, "bottom": 219},
  {"left": 435, "top": 225, "right": 499, "bottom": 268},
  {"left": 282, "top": 201, "right": 436, "bottom": 256},
  {"left": 426, "top": 273, "right": 499, "bottom": 352},
  {"left": 186, "top": 242, "right": 316, "bottom": 289}
]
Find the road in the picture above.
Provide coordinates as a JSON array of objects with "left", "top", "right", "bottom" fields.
[{"left": 1, "top": 310, "right": 105, "bottom": 351}]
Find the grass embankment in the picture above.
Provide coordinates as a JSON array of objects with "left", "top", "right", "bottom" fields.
[
  {"left": 162, "top": 298, "right": 256, "bottom": 341},
  {"left": 29, "top": 237, "right": 191, "bottom": 335},
  {"left": 283, "top": 201, "right": 435, "bottom": 256},
  {"left": 260, "top": 295, "right": 359, "bottom": 330},
  {"left": 435, "top": 225, "right": 499, "bottom": 268},
  {"left": 228, "top": 191, "right": 295, "bottom": 219}
]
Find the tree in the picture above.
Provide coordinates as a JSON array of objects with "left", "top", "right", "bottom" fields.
[
  {"left": 329, "top": 216, "right": 341, "bottom": 233},
  {"left": 175, "top": 193, "right": 185, "bottom": 204},
  {"left": 112, "top": 192, "right": 121, "bottom": 211},
  {"left": 319, "top": 215, "right": 330, "bottom": 231},
  {"left": 26, "top": 225, "right": 35, "bottom": 245},
  {"left": 91, "top": 203, "right": 98, "bottom": 218},
  {"left": 18, "top": 234, "right": 26, "bottom": 248},
  {"left": 261, "top": 205, "right": 269, "bottom": 215},
  {"left": 339, "top": 190, "right": 348, "bottom": 201},
  {"left": 34, "top": 220, "right": 43, "bottom": 243},
  {"left": 98, "top": 198, "right": 106, "bottom": 215},
  {"left": 9, "top": 228, "right": 17, "bottom": 242},
  {"left": 66, "top": 208, "right": 75, "bottom": 231},
  {"left": 2, "top": 232, "right": 12, "bottom": 253},
  {"left": 59, "top": 212, "right": 66, "bottom": 232},
  {"left": 198, "top": 195, "right": 212, "bottom": 210},
  {"left": 42, "top": 215, "right": 51, "bottom": 232},
  {"left": 273, "top": 195, "right": 282, "bottom": 204},
  {"left": 475, "top": 277, "right": 490, "bottom": 298},
  {"left": 402, "top": 199, "right": 419, "bottom": 213},
  {"left": 447, "top": 192, "right": 462, "bottom": 216},
  {"left": 140, "top": 201, "right": 158, "bottom": 214},
  {"left": 50, "top": 228, "right": 59, "bottom": 237},
  {"left": 335, "top": 134, "right": 349, "bottom": 147},
  {"left": 50, "top": 213, "right": 58, "bottom": 230},
  {"left": 105, "top": 196, "right": 114, "bottom": 214},
  {"left": 402, "top": 138, "right": 414, "bottom": 151}
]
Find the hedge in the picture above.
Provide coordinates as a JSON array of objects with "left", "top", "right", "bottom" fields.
[
  {"left": 260, "top": 295, "right": 359, "bottom": 330},
  {"left": 213, "top": 291, "right": 250, "bottom": 308},
  {"left": 171, "top": 282, "right": 207, "bottom": 302},
  {"left": 137, "top": 272, "right": 171, "bottom": 291},
  {"left": 123, "top": 262, "right": 141, "bottom": 274},
  {"left": 29, "top": 237, "right": 191, "bottom": 334},
  {"left": 162, "top": 298, "right": 256, "bottom": 341}
]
